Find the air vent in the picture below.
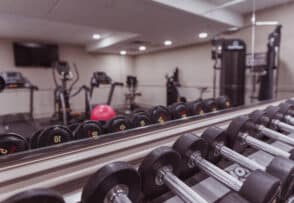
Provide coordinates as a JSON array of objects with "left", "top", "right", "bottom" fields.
[{"left": 130, "top": 40, "right": 150, "bottom": 45}]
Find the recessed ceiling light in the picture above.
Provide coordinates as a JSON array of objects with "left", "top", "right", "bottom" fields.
[
  {"left": 164, "top": 40, "right": 173, "bottom": 46},
  {"left": 139, "top": 46, "right": 146, "bottom": 51},
  {"left": 120, "top": 50, "right": 127, "bottom": 55},
  {"left": 198, "top": 32, "right": 208, "bottom": 39},
  {"left": 92, "top": 34, "right": 101, "bottom": 40}
]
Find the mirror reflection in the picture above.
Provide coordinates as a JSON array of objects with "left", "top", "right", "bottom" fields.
[{"left": 0, "top": 0, "right": 292, "bottom": 161}]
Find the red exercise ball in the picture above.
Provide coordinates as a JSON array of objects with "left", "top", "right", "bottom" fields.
[{"left": 90, "top": 105, "right": 116, "bottom": 121}]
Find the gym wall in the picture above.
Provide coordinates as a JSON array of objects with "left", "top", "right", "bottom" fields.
[
  {"left": 133, "top": 1, "right": 294, "bottom": 106},
  {"left": 0, "top": 40, "right": 134, "bottom": 118}
]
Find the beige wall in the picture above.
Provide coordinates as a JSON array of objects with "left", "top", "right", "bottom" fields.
[
  {"left": 0, "top": 40, "right": 134, "bottom": 118},
  {"left": 133, "top": 2, "right": 294, "bottom": 106},
  {"left": 134, "top": 43, "right": 215, "bottom": 106}
]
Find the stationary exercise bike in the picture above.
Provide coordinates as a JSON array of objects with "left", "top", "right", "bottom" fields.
[
  {"left": 51, "top": 61, "right": 79, "bottom": 125},
  {"left": 124, "top": 75, "right": 142, "bottom": 114}
]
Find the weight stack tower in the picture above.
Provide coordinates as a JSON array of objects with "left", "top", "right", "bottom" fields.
[{"left": 219, "top": 39, "right": 246, "bottom": 106}]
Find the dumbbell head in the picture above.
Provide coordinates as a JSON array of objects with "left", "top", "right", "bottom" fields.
[
  {"left": 226, "top": 116, "right": 256, "bottom": 153},
  {"left": 168, "top": 102, "right": 189, "bottom": 119},
  {"left": 202, "top": 98, "right": 217, "bottom": 113},
  {"left": 266, "top": 156, "right": 294, "bottom": 201},
  {"left": 82, "top": 162, "right": 141, "bottom": 203},
  {"left": 148, "top": 105, "right": 172, "bottom": 124},
  {"left": 186, "top": 100, "right": 204, "bottom": 116},
  {"left": 239, "top": 170, "right": 280, "bottom": 203},
  {"left": 279, "top": 102, "right": 294, "bottom": 116},
  {"left": 3, "top": 189, "right": 65, "bottom": 203},
  {"left": 105, "top": 116, "right": 130, "bottom": 133},
  {"left": 32, "top": 126, "right": 73, "bottom": 148},
  {"left": 265, "top": 106, "right": 284, "bottom": 124},
  {"left": 138, "top": 146, "right": 182, "bottom": 198},
  {"left": 215, "top": 95, "right": 231, "bottom": 110},
  {"left": 129, "top": 111, "right": 152, "bottom": 128},
  {"left": 74, "top": 120, "right": 103, "bottom": 140},
  {"left": 173, "top": 134, "right": 208, "bottom": 175},
  {"left": 249, "top": 110, "right": 271, "bottom": 127},
  {"left": 201, "top": 127, "right": 228, "bottom": 163},
  {"left": 0, "top": 133, "right": 29, "bottom": 155}
]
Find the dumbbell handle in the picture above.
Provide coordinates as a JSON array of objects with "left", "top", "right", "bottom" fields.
[
  {"left": 215, "top": 143, "right": 266, "bottom": 171},
  {"left": 107, "top": 185, "right": 132, "bottom": 203},
  {"left": 257, "top": 125, "right": 294, "bottom": 146},
  {"left": 285, "top": 115, "right": 294, "bottom": 126},
  {"left": 272, "top": 119, "right": 294, "bottom": 133},
  {"left": 239, "top": 133, "right": 290, "bottom": 159},
  {"left": 190, "top": 152, "right": 243, "bottom": 192},
  {"left": 159, "top": 168, "right": 208, "bottom": 203}
]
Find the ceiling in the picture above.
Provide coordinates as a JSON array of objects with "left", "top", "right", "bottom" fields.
[{"left": 0, "top": 0, "right": 292, "bottom": 55}]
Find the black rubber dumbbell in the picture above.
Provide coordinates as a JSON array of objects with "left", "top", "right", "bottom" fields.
[
  {"left": 0, "top": 133, "right": 29, "bottom": 156},
  {"left": 173, "top": 134, "right": 280, "bottom": 203},
  {"left": 186, "top": 100, "right": 204, "bottom": 116},
  {"left": 104, "top": 116, "right": 131, "bottom": 133},
  {"left": 226, "top": 116, "right": 294, "bottom": 160},
  {"left": 148, "top": 105, "right": 172, "bottom": 124},
  {"left": 265, "top": 106, "right": 294, "bottom": 133},
  {"left": 81, "top": 162, "right": 141, "bottom": 203},
  {"left": 168, "top": 102, "right": 189, "bottom": 119},
  {"left": 139, "top": 146, "right": 211, "bottom": 202},
  {"left": 30, "top": 125, "right": 73, "bottom": 149},
  {"left": 74, "top": 120, "right": 104, "bottom": 140},
  {"left": 215, "top": 95, "right": 231, "bottom": 110},
  {"left": 202, "top": 98, "right": 218, "bottom": 113},
  {"left": 246, "top": 110, "right": 294, "bottom": 147},
  {"left": 3, "top": 188, "right": 65, "bottom": 203},
  {"left": 202, "top": 126, "right": 294, "bottom": 202},
  {"left": 279, "top": 102, "right": 294, "bottom": 117},
  {"left": 129, "top": 111, "right": 152, "bottom": 128}
]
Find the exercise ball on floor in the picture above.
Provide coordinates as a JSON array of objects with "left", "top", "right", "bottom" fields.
[{"left": 91, "top": 105, "right": 116, "bottom": 121}]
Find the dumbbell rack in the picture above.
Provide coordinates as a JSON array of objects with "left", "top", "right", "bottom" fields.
[{"left": 0, "top": 99, "right": 290, "bottom": 202}]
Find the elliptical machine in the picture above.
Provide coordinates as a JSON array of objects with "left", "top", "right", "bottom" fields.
[
  {"left": 51, "top": 61, "right": 79, "bottom": 125},
  {"left": 72, "top": 71, "right": 123, "bottom": 119}
]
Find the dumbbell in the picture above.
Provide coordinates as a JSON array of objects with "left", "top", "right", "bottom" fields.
[
  {"left": 81, "top": 162, "right": 141, "bottom": 203},
  {"left": 0, "top": 133, "right": 29, "bottom": 156},
  {"left": 30, "top": 125, "right": 73, "bottom": 149},
  {"left": 139, "top": 146, "right": 208, "bottom": 203},
  {"left": 168, "top": 102, "right": 189, "bottom": 119},
  {"left": 265, "top": 106, "right": 294, "bottom": 133},
  {"left": 148, "top": 105, "right": 172, "bottom": 124},
  {"left": 248, "top": 110, "right": 294, "bottom": 146},
  {"left": 173, "top": 134, "right": 280, "bottom": 203},
  {"left": 226, "top": 116, "right": 294, "bottom": 160},
  {"left": 202, "top": 98, "right": 217, "bottom": 113},
  {"left": 129, "top": 110, "right": 152, "bottom": 128},
  {"left": 202, "top": 126, "right": 294, "bottom": 201},
  {"left": 2, "top": 188, "right": 65, "bottom": 203},
  {"left": 278, "top": 102, "right": 294, "bottom": 125},
  {"left": 73, "top": 120, "right": 104, "bottom": 140},
  {"left": 104, "top": 116, "right": 130, "bottom": 133},
  {"left": 186, "top": 100, "right": 204, "bottom": 116},
  {"left": 215, "top": 96, "right": 231, "bottom": 110},
  {"left": 139, "top": 146, "right": 250, "bottom": 203}
]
